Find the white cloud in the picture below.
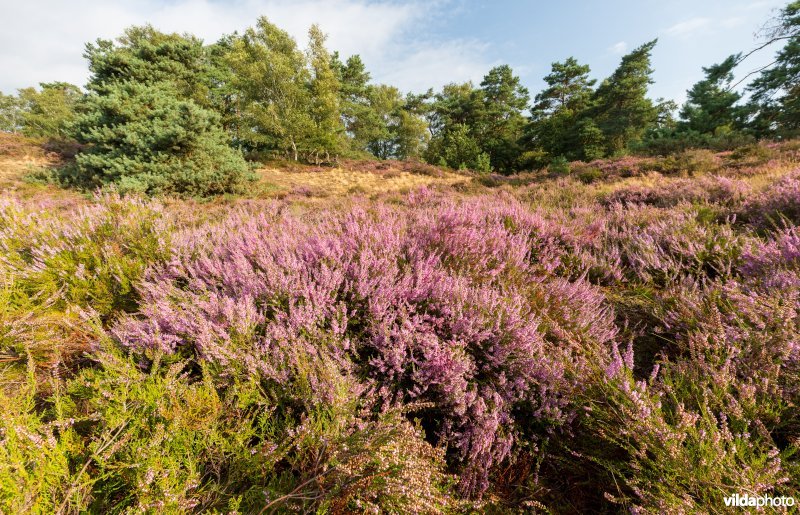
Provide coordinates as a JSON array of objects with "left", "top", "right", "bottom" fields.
[
  {"left": 609, "top": 41, "right": 627, "bottom": 54},
  {"left": 0, "top": 0, "right": 491, "bottom": 93},
  {"left": 376, "top": 38, "right": 496, "bottom": 91},
  {"left": 664, "top": 17, "right": 711, "bottom": 37}
]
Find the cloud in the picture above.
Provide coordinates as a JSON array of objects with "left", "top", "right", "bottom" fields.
[
  {"left": 0, "top": 0, "right": 491, "bottom": 93},
  {"left": 377, "top": 39, "right": 496, "bottom": 92},
  {"left": 664, "top": 17, "right": 711, "bottom": 37},
  {"left": 609, "top": 41, "right": 627, "bottom": 54}
]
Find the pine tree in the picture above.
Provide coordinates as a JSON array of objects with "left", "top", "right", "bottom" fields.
[
  {"left": 748, "top": 1, "right": 800, "bottom": 136},
  {"left": 592, "top": 40, "right": 659, "bottom": 154},
  {"left": 73, "top": 25, "right": 249, "bottom": 196},
  {"left": 526, "top": 57, "right": 597, "bottom": 160},
  {"left": 477, "top": 65, "right": 529, "bottom": 172},
  {"left": 680, "top": 55, "right": 744, "bottom": 135}
]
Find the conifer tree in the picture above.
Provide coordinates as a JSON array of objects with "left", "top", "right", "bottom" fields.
[
  {"left": 526, "top": 57, "right": 597, "bottom": 160},
  {"left": 680, "top": 55, "right": 744, "bottom": 135},
  {"left": 72, "top": 25, "right": 249, "bottom": 196},
  {"left": 592, "top": 40, "right": 658, "bottom": 154},
  {"left": 748, "top": 1, "right": 800, "bottom": 136}
]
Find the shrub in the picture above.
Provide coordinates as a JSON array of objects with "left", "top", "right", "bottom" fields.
[
  {"left": 0, "top": 193, "right": 170, "bottom": 383},
  {"left": 547, "top": 156, "right": 570, "bottom": 176},
  {"left": 654, "top": 148, "right": 721, "bottom": 176},
  {"left": 575, "top": 166, "right": 602, "bottom": 184},
  {"left": 739, "top": 171, "right": 800, "bottom": 229},
  {"left": 71, "top": 82, "right": 252, "bottom": 197},
  {"left": 604, "top": 174, "right": 751, "bottom": 208},
  {"left": 113, "top": 192, "right": 618, "bottom": 497}
]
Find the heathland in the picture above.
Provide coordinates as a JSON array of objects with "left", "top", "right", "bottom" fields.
[{"left": 2, "top": 132, "right": 799, "bottom": 512}]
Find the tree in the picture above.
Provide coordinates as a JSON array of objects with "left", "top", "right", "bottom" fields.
[
  {"left": 532, "top": 57, "right": 595, "bottom": 117},
  {"left": 526, "top": 57, "right": 597, "bottom": 160},
  {"left": 747, "top": 1, "right": 800, "bottom": 136},
  {"left": 17, "top": 82, "right": 82, "bottom": 139},
  {"left": 226, "top": 17, "right": 313, "bottom": 160},
  {"left": 0, "top": 92, "right": 22, "bottom": 133},
  {"left": 84, "top": 25, "right": 211, "bottom": 105},
  {"left": 73, "top": 25, "right": 249, "bottom": 196},
  {"left": 331, "top": 52, "right": 372, "bottom": 148},
  {"left": 359, "top": 85, "right": 429, "bottom": 159},
  {"left": 426, "top": 82, "right": 483, "bottom": 138},
  {"left": 206, "top": 34, "right": 245, "bottom": 142},
  {"left": 425, "top": 66, "right": 528, "bottom": 173},
  {"left": 425, "top": 123, "right": 490, "bottom": 172},
  {"left": 592, "top": 40, "right": 659, "bottom": 154},
  {"left": 679, "top": 55, "right": 744, "bottom": 135},
  {"left": 477, "top": 65, "right": 530, "bottom": 172},
  {"left": 306, "top": 25, "right": 344, "bottom": 158}
]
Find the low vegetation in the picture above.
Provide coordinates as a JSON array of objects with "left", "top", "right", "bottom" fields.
[{"left": 1, "top": 135, "right": 799, "bottom": 512}]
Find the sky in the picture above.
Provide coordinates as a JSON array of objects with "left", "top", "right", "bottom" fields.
[{"left": 0, "top": 0, "right": 789, "bottom": 105}]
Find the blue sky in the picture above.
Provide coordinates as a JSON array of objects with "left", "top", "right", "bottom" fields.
[{"left": 0, "top": 0, "right": 788, "bottom": 105}]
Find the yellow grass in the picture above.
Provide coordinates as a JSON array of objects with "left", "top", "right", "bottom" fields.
[{"left": 254, "top": 165, "right": 469, "bottom": 199}]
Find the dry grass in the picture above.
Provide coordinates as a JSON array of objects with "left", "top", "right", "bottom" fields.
[
  {"left": 0, "top": 133, "right": 471, "bottom": 204},
  {"left": 253, "top": 162, "right": 469, "bottom": 200}
]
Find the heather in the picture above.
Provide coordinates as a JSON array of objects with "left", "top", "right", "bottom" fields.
[{"left": 1, "top": 138, "right": 800, "bottom": 512}]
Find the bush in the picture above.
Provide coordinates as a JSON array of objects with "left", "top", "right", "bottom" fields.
[
  {"left": 72, "top": 82, "right": 252, "bottom": 197},
  {"left": 547, "top": 156, "right": 570, "bottom": 176},
  {"left": 739, "top": 171, "right": 800, "bottom": 229},
  {"left": 0, "top": 194, "right": 171, "bottom": 383},
  {"left": 653, "top": 148, "right": 720, "bottom": 176},
  {"left": 575, "top": 166, "right": 602, "bottom": 184},
  {"left": 113, "top": 192, "right": 618, "bottom": 497}
]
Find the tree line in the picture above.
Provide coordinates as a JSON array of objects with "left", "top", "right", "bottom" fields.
[{"left": 0, "top": 3, "right": 798, "bottom": 195}]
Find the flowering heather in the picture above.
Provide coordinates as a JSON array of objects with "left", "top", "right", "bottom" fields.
[
  {"left": 741, "top": 226, "right": 800, "bottom": 288},
  {"left": 3, "top": 145, "right": 800, "bottom": 512},
  {"left": 115, "top": 191, "right": 618, "bottom": 496},
  {"left": 604, "top": 174, "right": 752, "bottom": 208},
  {"left": 740, "top": 170, "right": 800, "bottom": 228}
]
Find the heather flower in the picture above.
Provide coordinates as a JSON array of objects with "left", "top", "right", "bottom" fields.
[{"left": 114, "top": 191, "right": 618, "bottom": 497}]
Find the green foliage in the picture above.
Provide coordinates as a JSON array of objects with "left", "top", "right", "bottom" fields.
[
  {"left": 350, "top": 85, "right": 429, "bottom": 160},
  {"left": 0, "top": 92, "right": 22, "bottom": 132},
  {"left": 0, "top": 195, "right": 171, "bottom": 387},
  {"left": 84, "top": 25, "right": 211, "bottom": 104},
  {"left": 425, "top": 66, "right": 528, "bottom": 173},
  {"left": 592, "top": 40, "right": 659, "bottom": 154},
  {"left": 748, "top": 1, "right": 800, "bottom": 137},
  {"left": 477, "top": 65, "right": 530, "bottom": 172},
  {"left": 306, "top": 25, "right": 345, "bottom": 157},
  {"left": 425, "top": 123, "right": 491, "bottom": 171},
  {"left": 72, "top": 26, "right": 250, "bottom": 196},
  {"left": 17, "top": 82, "right": 82, "bottom": 140},
  {"left": 679, "top": 54, "right": 745, "bottom": 135},
  {"left": 526, "top": 57, "right": 599, "bottom": 161},
  {"left": 73, "top": 81, "right": 251, "bottom": 196}
]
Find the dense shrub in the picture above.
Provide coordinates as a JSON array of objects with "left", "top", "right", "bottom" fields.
[
  {"left": 72, "top": 82, "right": 252, "bottom": 197},
  {"left": 604, "top": 174, "right": 751, "bottom": 208},
  {"left": 114, "top": 192, "right": 618, "bottom": 497},
  {"left": 0, "top": 194, "right": 171, "bottom": 384},
  {"left": 739, "top": 171, "right": 800, "bottom": 229}
]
